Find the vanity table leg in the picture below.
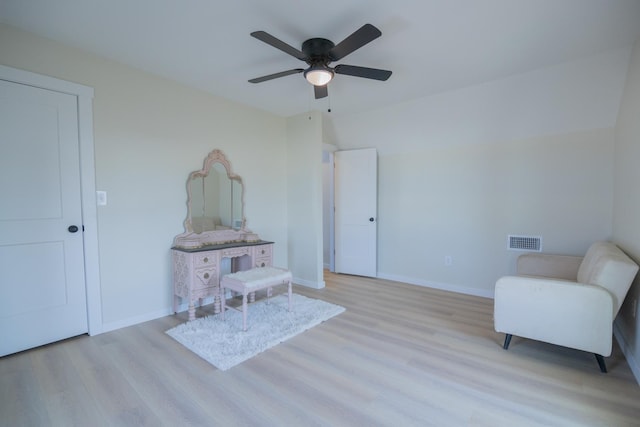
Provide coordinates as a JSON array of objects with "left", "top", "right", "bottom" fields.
[
  {"left": 213, "top": 295, "right": 221, "bottom": 314},
  {"left": 188, "top": 302, "right": 196, "bottom": 321},
  {"left": 242, "top": 292, "right": 248, "bottom": 331}
]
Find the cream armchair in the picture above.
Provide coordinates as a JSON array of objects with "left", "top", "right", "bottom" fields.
[{"left": 494, "top": 241, "right": 638, "bottom": 372}]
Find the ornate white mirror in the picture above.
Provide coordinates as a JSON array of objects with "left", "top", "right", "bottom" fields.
[
  {"left": 174, "top": 149, "right": 258, "bottom": 249},
  {"left": 185, "top": 150, "right": 244, "bottom": 233}
]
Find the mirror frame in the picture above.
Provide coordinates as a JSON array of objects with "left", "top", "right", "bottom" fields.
[{"left": 183, "top": 149, "right": 245, "bottom": 234}]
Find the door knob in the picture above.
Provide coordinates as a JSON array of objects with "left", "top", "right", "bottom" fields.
[
  {"left": 369, "top": 217, "right": 375, "bottom": 222},
  {"left": 68, "top": 225, "right": 79, "bottom": 233}
]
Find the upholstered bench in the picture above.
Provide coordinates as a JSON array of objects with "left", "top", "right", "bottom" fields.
[{"left": 220, "top": 266, "right": 293, "bottom": 331}]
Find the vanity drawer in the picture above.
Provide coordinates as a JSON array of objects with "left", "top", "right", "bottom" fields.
[
  {"left": 254, "top": 258, "right": 271, "bottom": 268},
  {"left": 254, "top": 245, "right": 272, "bottom": 258},
  {"left": 194, "top": 267, "right": 218, "bottom": 289},
  {"left": 220, "top": 246, "right": 252, "bottom": 259},
  {"left": 195, "top": 252, "right": 217, "bottom": 267},
  {"left": 254, "top": 244, "right": 273, "bottom": 268}
]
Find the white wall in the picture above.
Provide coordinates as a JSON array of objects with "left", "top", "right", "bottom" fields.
[
  {"left": 0, "top": 24, "right": 288, "bottom": 330},
  {"left": 286, "top": 111, "right": 325, "bottom": 288},
  {"left": 613, "top": 39, "right": 640, "bottom": 381},
  {"left": 378, "top": 129, "right": 614, "bottom": 296},
  {"left": 325, "top": 47, "right": 629, "bottom": 296}
]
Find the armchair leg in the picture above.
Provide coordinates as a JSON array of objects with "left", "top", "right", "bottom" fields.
[
  {"left": 503, "top": 334, "right": 512, "bottom": 350},
  {"left": 595, "top": 354, "right": 607, "bottom": 373}
]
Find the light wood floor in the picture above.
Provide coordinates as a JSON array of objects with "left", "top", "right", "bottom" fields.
[{"left": 2, "top": 272, "right": 640, "bottom": 426}]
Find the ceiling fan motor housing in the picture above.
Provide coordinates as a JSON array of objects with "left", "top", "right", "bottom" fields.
[{"left": 302, "top": 38, "right": 335, "bottom": 66}]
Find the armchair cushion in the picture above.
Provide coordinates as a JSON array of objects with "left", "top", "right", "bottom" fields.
[
  {"left": 516, "top": 253, "right": 582, "bottom": 280},
  {"left": 495, "top": 276, "right": 614, "bottom": 355},
  {"left": 577, "top": 242, "right": 639, "bottom": 314}
]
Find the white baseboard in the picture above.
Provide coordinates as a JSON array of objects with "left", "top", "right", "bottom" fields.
[
  {"left": 376, "top": 272, "right": 495, "bottom": 299},
  {"left": 613, "top": 320, "right": 640, "bottom": 385},
  {"left": 100, "top": 294, "right": 226, "bottom": 333},
  {"left": 101, "top": 306, "right": 177, "bottom": 333},
  {"left": 294, "top": 276, "right": 325, "bottom": 289}
]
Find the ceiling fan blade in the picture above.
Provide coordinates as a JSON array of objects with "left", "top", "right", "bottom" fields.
[
  {"left": 249, "top": 69, "right": 304, "bottom": 83},
  {"left": 251, "top": 31, "right": 307, "bottom": 60},
  {"left": 314, "top": 85, "right": 328, "bottom": 99},
  {"left": 334, "top": 64, "right": 392, "bottom": 81},
  {"left": 328, "top": 24, "right": 382, "bottom": 61}
]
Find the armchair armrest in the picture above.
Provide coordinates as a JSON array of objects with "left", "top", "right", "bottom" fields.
[
  {"left": 516, "top": 253, "right": 583, "bottom": 281},
  {"left": 494, "top": 276, "right": 614, "bottom": 356}
]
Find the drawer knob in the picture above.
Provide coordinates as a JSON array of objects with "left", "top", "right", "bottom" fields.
[
  {"left": 261, "top": 262, "right": 265, "bottom": 267},
  {"left": 204, "top": 272, "right": 210, "bottom": 279},
  {"left": 204, "top": 257, "right": 209, "bottom": 263},
  {"left": 261, "top": 249, "right": 265, "bottom": 254}
]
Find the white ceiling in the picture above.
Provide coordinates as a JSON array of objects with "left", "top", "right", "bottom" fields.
[{"left": 2, "top": 0, "right": 640, "bottom": 117}]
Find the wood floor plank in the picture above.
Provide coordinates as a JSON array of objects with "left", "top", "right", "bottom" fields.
[
  {"left": 0, "top": 352, "right": 49, "bottom": 426},
  {"left": 2, "top": 271, "right": 640, "bottom": 426}
]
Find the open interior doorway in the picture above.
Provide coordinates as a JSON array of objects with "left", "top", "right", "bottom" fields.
[{"left": 322, "top": 146, "right": 336, "bottom": 272}]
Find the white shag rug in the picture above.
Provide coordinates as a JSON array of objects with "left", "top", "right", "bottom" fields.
[{"left": 166, "top": 293, "right": 345, "bottom": 371}]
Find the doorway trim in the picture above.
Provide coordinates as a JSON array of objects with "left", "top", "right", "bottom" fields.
[
  {"left": 322, "top": 144, "right": 337, "bottom": 272},
  {"left": 0, "top": 65, "right": 103, "bottom": 335}
]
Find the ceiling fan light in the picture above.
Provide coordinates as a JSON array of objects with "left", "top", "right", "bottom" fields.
[{"left": 304, "top": 67, "right": 334, "bottom": 86}]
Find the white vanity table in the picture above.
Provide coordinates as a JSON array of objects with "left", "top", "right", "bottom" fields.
[
  {"left": 172, "top": 240, "right": 273, "bottom": 321},
  {"left": 172, "top": 149, "right": 273, "bottom": 321}
]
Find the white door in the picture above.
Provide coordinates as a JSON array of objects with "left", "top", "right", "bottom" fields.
[
  {"left": 334, "top": 148, "right": 377, "bottom": 277},
  {"left": 0, "top": 79, "right": 88, "bottom": 356}
]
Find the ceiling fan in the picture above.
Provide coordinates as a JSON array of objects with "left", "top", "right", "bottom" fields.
[{"left": 248, "top": 24, "right": 392, "bottom": 99}]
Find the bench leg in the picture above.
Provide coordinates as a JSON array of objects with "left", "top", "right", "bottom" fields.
[
  {"left": 287, "top": 280, "right": 292, "bottom": 312},
  {"left": 242, "top": 292, "right": 248, "bottom": 331},
  {"left": 220, "top": 286, "right": 226, "bottom": 321}
]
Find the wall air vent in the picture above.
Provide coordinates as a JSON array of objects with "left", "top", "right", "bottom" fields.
[{"left": 508, "top": 235, "right": 542, "bottom": 252}]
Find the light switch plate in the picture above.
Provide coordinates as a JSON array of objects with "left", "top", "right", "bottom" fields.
[{"left": 96, "top": 190, "right": 107, "bottom": 206}]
